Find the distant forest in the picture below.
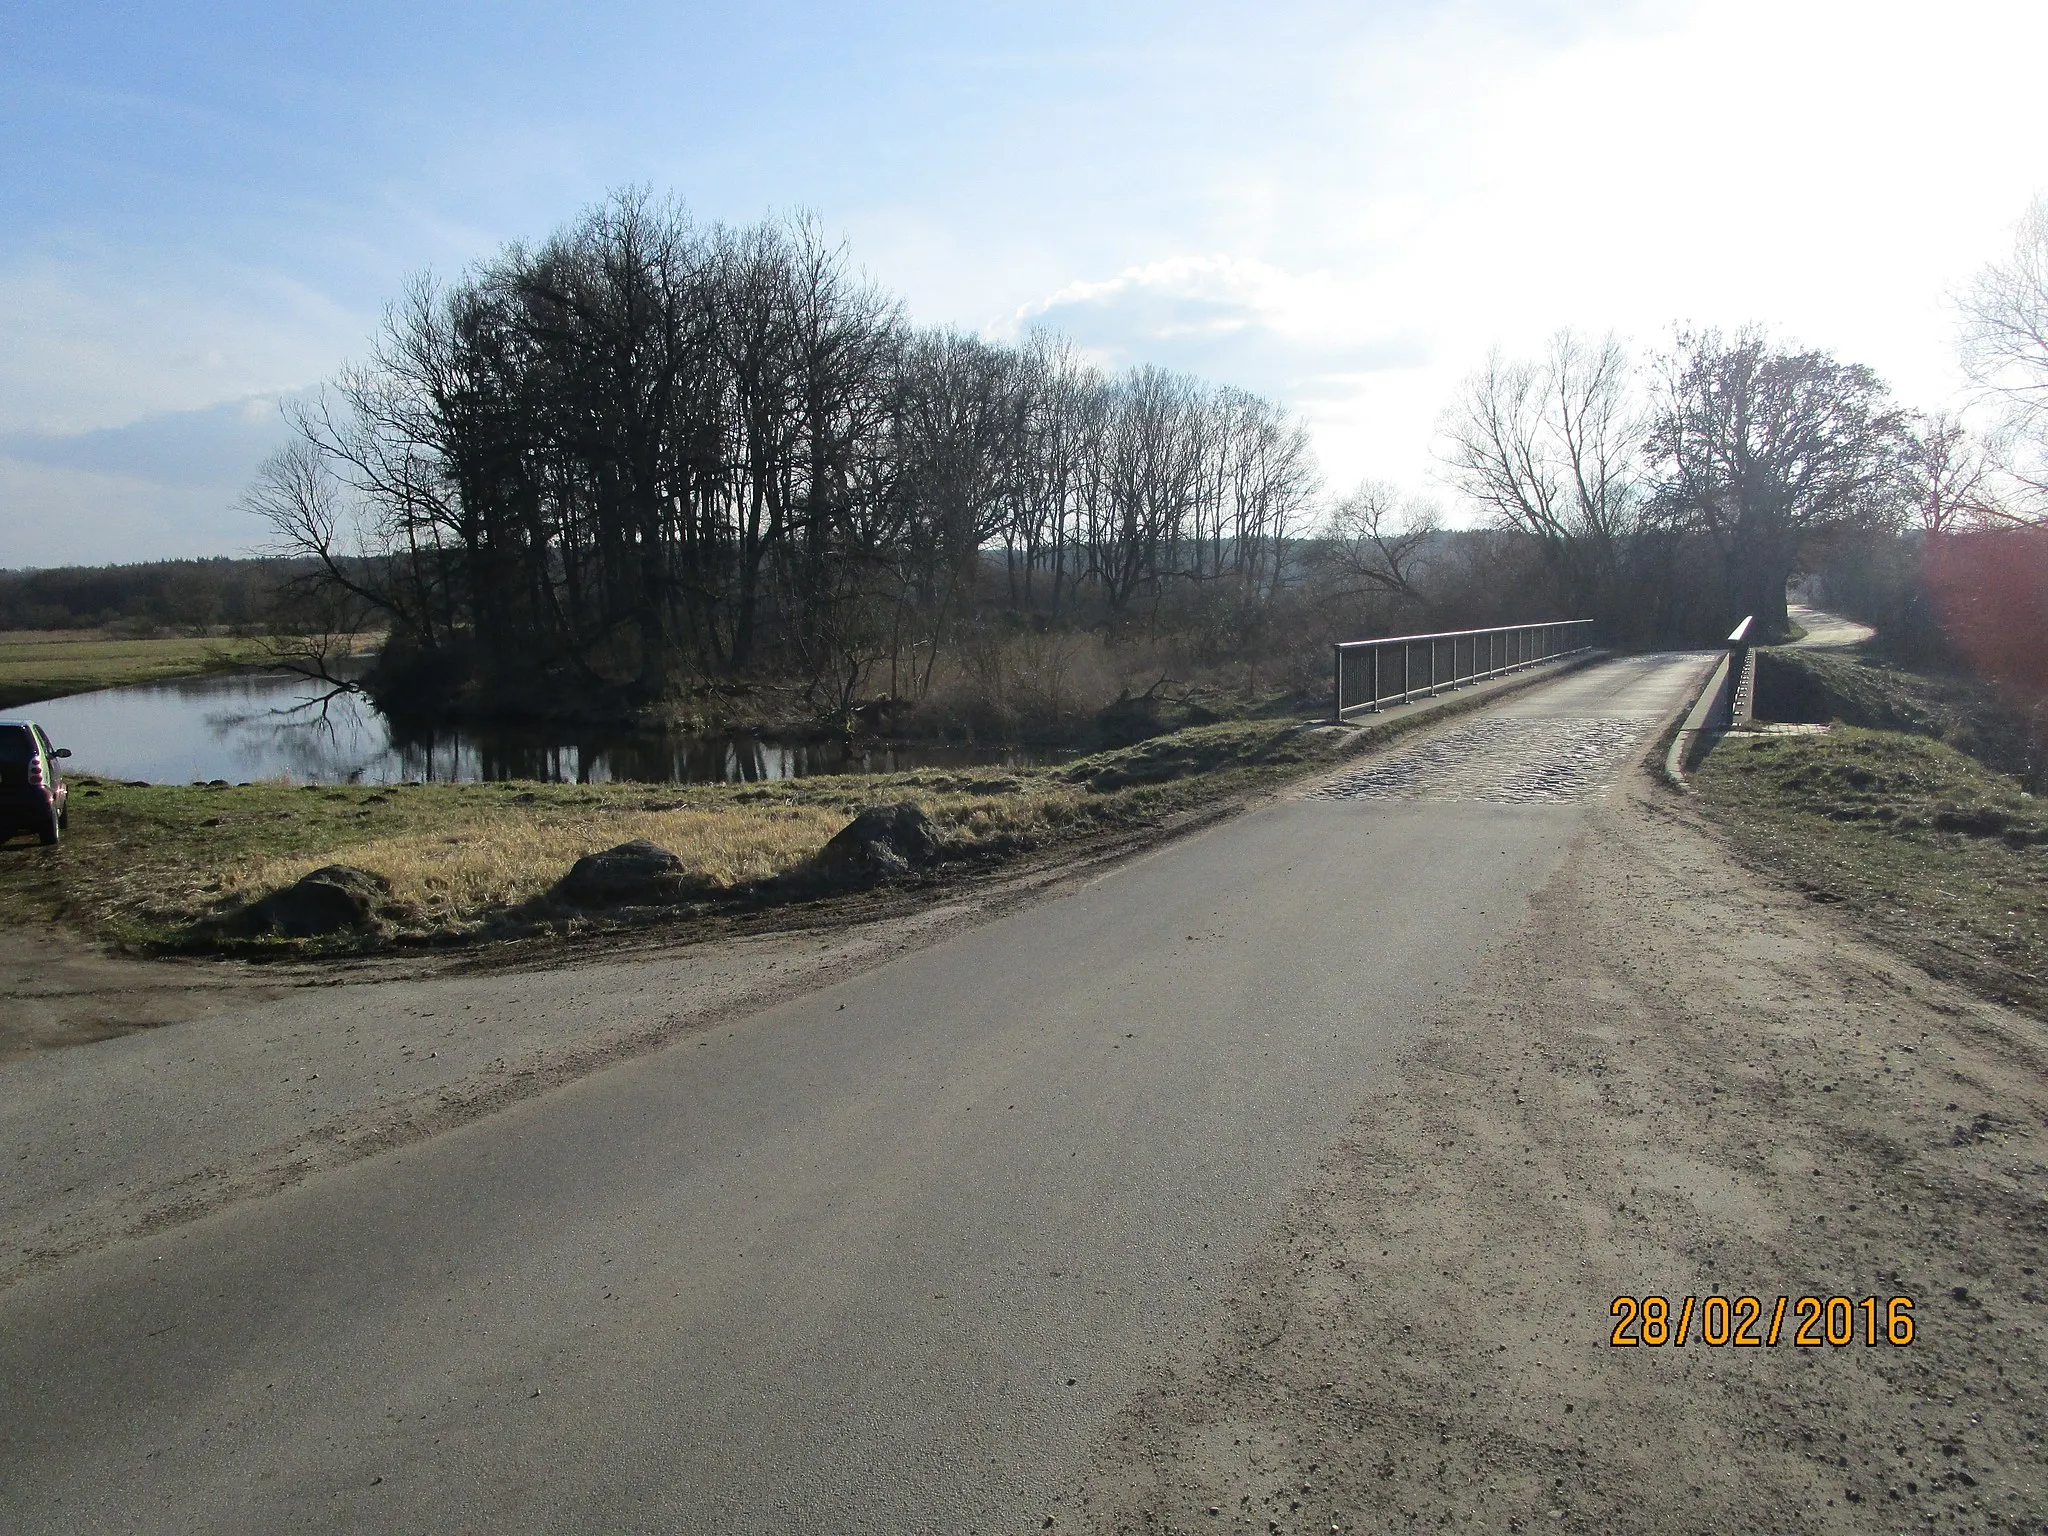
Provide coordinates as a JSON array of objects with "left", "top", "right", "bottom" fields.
[{"left": 0, "top": 557, "right": 325, "bottom": 634}]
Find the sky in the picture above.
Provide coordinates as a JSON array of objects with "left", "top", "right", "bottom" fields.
[{"left": 2, "top": 0, "right": 2044, "bottom": 568}]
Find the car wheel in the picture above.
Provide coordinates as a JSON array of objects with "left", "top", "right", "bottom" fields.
[
  {"left": 38, "top": 807, "right": 59, "bottom": 846},
  {"left": 58, "top": 805, "right": 68, "bottom": 831}
]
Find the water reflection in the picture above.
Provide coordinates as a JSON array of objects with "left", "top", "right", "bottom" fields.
[{"left": 15, "top": 669, "right": 1055, "bottom": 786}]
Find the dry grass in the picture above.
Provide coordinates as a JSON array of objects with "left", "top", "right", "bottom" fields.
[
  {"left": 223, "top": 802, "right": 851, "bottom": 924},
  {"left": 899, "top": 627, "right": 1310, "bottom": 745},
  {"left": 241, "top": 787, "right": 1082, "bottom": 932},
  {"left": 0, "top": 770, "right": 1099, "bottom": 950}
]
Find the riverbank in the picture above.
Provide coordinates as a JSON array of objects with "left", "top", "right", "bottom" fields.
[
  {"left": 7, "top": 624, "right": 1331, "bottom": 786},
  {"left": 0, "top": 656, "right": 1601, "bottom": 971},
  {"left": 0, "top": 718, "right": 1351, "bottom": 957},
  {"left": 0, "top": 630, "right": 286, "bottom": 711}
]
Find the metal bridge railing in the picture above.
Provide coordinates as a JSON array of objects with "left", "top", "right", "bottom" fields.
[{"left": 1331, "top": 619, "right": 1596, "bottom": 721}]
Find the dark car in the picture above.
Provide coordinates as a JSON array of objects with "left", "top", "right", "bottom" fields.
[{"left": 0, "top": 720, "right": 71, "bottom": 846}]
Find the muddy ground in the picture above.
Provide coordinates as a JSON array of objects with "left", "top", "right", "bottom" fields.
[{"left": 1075, "top": 770, "right": 2047, "bottom": 1534}]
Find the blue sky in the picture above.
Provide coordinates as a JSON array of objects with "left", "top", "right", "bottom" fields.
[{"left": 3, "top": 0, "right": 2044, "bottom": 567}]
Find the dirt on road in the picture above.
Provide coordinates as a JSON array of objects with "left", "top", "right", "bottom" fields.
[
  {"left": 1076, "top": 772, "right": 2048, "bottom": 1534},
  {"left": 0, "top": 924, "right": 292, "bottom": 1059}
]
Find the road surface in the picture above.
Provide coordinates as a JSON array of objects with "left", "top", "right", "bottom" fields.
[
  {"left": 0, "top": 653, "right": 1710, "bottom": 1534},
  {"left": 1786, "top": 601, "right": 1874, "bottom": 649}
]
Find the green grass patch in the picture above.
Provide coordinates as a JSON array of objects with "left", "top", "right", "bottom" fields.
[
  {"left": 1696, "top": 727, "right": 2048, "bottom": 1014},
  {"left": 1756, "top": 647, "right": 2041, "bottom": 787},
  {"left": 0, "top": 631, "right": 291, "bottom": 709},
  {"left": 1061, "top": 718, "right": 1335, "bottom": 790}
]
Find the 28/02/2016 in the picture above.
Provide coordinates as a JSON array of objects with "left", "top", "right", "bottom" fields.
[{"left": 1610, "top": 1294, "right": 1916, "bottom": 1348}]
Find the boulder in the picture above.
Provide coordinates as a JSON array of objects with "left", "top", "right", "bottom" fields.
[
  {"left": 811, "top": 803, "right": 941, "bottom": 884},
  {"left": 553, "top": 839, "right": 712, "bottom": 908},
  {"left": 241, "top": 864, "right": 391, "bottom": 938}
]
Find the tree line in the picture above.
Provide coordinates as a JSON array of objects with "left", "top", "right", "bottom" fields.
[
  {"left": 247, "top": 187, "right": 2048, "bottom": 727},
  {"left": 253, "top": 191, "right": 1315, "bottom": 718},
  {"left": 1436, "top": 200, "right": 2048, "bottom": 653},
  {"left": 0, "top": 557, "right": 321, "bottom": 634}
]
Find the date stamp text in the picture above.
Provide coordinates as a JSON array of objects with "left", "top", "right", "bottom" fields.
[{"left": 1609, "top": 1295, "right": 1916, "bottom": 1348}]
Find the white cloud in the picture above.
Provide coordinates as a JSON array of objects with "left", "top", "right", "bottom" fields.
[
  {"left": 0, "top": 394, "right": 301, "bottom": 490},
  {"left": 0, "top": 250, "right": 356, "bottom": 435},
  {"left": 0, "top": 393, "right": 307, "bottom": 566},
  {"left": 1014, "top": 254, "right": 1426, "bottom": 382},
  {"left": 1005, "top": 253, "right": 1442, "bottom": 498},
  {"left": 0, "top": 453, "right": 268, "bottom": 568},
  {"left": 1003, "top": 0, "right": 2048, "bottom": 502}
]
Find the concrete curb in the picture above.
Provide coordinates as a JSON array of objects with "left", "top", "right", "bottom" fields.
[{"left": 1663, "top": 652, "right": 1733, "bottom": 791}]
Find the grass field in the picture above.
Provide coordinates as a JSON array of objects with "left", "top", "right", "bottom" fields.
[
  {"left": 0, "top": 717, "right": 1351, "bottom": 953},
  {"left": 1754, "top": 645, "right": 2042, "bottom": 787},
  {"left": 0, "top": 631, "right": 296, "bottom": 710},
  {"left": 1696, "top": 726, "right": 2048, "bottom": 1015}
]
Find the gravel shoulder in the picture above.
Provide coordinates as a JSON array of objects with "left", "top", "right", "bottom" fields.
[{"left": 1074, "top": 767, "right": 2048, "bottom": 1534}]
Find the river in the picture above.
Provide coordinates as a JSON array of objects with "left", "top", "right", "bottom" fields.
[{"left": 14, "top": 668, "right": 1056, "bottom": 786}]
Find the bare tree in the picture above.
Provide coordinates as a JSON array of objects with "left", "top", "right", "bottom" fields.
[
  {"left": 242, "top": 437, "right": 384, "bottom": 696},
  {"left": 1960, "top": 197, "right": 2048, "bottom": 523},
  {"left": 1319, "top": 481, "right": 1439, "bottom": 606},
  {"left": 1439, "top": 331, "right": 1645, "bottom": 624},
  {"left": 1905, "top": 411, "right": 1996, "bottom": 533},
  {"left": 251, "top": 188, "right": 1340, "bottom": 724}
]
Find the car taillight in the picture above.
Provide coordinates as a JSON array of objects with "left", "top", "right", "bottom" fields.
[{"left": 27, "top": 756, "right": 44, "bottom": 788}]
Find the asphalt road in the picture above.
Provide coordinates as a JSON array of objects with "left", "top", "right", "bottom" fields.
[
  {"left": 1786, "top": 601, "right": 1875, "bottom": 649},
  {"left": 0, "top": 652, "right": 1709, "bottom": 1534}
]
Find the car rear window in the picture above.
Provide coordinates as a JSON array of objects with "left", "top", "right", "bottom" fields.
[{"left": 0, "top": 725, "right": 35, "bottom": 764}]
